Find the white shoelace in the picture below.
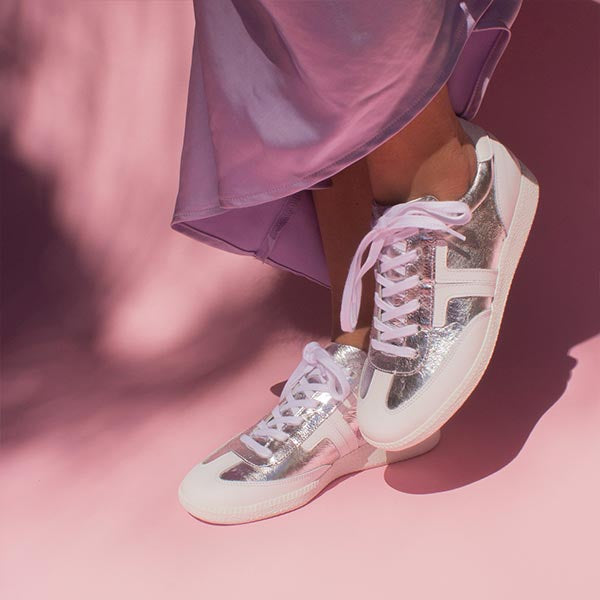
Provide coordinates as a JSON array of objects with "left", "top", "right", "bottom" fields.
[
  {"left": 240, "top": 342, "right": 351, "bottom": 459},
  {"left": 340, "top": 200, "right": 472, "bottom": 358}
]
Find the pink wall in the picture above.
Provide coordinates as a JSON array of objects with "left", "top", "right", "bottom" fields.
[{"left": 1, "top": 1, "right": 598, "bottom": 599}]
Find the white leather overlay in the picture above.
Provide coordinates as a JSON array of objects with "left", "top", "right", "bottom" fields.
[
  {"left": 358, "top": 310, "right": 491, "bottom": 444},
  {"left": 432, "top": 245, "right": 497, "bottom": 327}
]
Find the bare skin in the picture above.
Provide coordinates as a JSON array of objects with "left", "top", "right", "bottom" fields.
[
  {"left": 313, "top": 85, "right": 476, "bottom": 350},
  {"left": 313, "top": 157, "right": 375, "bottom": 350}
]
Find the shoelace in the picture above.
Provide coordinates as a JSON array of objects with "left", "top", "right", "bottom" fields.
[
  {"left": 240, "top": 342, "right": 351, "bottom": 459},
  {"left": 340, "top": 199, "right": 472, "bottom": 358}
]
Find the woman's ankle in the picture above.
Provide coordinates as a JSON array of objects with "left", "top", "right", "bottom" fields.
[
  {"left": 370, "top": 131, "right": 476, "bottom": 205},
  {"left": 404, "top": 136, "right": 476, "bottom": 203},
  {"left": 366, "top": 86, "right": 477, "bottom": 205}
]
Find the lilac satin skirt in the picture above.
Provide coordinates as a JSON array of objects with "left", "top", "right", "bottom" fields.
[{"left": 173, "top": 0, "right": 521, "bottom": 286}]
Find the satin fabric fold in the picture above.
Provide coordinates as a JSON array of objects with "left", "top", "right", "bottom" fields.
[{"left": 173, "top": 0, "right": 521, "bottom": 286}]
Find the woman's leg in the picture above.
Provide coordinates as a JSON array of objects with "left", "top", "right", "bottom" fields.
[
  {"left": 313, "top": 157, "right": 375, "bottom": 350},
  {"left": 366, "top": 86, "right": 476, "bottom": 204},
  {"left": 313, "top": 85, "right": 476, "bottom": 349}
]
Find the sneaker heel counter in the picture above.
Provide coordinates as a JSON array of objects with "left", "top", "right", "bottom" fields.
[{"left": 490, "top": 137, "right": 522, "bottom": 231}]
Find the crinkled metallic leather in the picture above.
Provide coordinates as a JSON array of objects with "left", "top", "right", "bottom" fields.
[
  {"left": 447, "top": 160, "right": 505, "bottom": 271},
  {"left": 367, "top": 155, "right": 504, "bottom": 408},
  {"left": 220, "top": 438, "right": 341, "bottom": 482},
  {"left": 211, "top": 344, "right": 366, "bottom": 481}
]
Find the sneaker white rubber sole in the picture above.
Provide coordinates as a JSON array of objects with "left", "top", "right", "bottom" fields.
[
  {"left": 362, "top": 162, "right": 539, "bottom": 451},
  {"left": 179, "top": 430, "right": 440, "bottom": 525}
]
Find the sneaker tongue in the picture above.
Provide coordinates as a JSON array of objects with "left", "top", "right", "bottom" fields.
[
  {"left": 286, "top": 343, "right": 365, "bottom": 407},
  {"left": 324, "top": 343, "right": 366, "bottom": 386}
]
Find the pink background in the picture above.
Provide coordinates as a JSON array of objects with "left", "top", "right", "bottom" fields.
[{"left": 1, "top": 1, "right": 599, "bottom": 598}]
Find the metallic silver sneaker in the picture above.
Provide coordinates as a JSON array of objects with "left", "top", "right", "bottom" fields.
[
  {"left": 178, "top": 342, "right": 440, "bottom": 524},
  {"left": 341, "top": 120, "right": 539, "bottom": 450}
]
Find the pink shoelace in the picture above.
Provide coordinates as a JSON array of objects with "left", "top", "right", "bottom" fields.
[
  {"left": 340, "top": 199, "right": 472, "bottom": 358},
  {"left": 240, "top": 342, "right": 351, "bottom": 458}
]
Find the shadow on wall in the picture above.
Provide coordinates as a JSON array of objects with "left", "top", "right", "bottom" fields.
[
  {"left": 0, "top": 132, "right": 330, "bottom": 447},
  {"left": 0, "top": 1, "right": 329, "bottom": 448},
  {"left": 384, "top": 0, "right": 600, "bottom": 493}
]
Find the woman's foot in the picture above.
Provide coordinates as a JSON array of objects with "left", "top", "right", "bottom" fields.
[
  {"left": 341, "top": 120, "right": 539, "bottom": 450},
  {"left": 178, "top": 342, "right": 440, "bottom": 524},
  {"left": 314, "top": 86, "right": 478, "bottom": 354}
]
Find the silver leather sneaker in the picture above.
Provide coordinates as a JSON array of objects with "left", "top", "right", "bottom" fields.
[
  {"left": 341, "top": 120, "right": 539, "bottom": 450},
  {"left": 178, "top": 342, "right": 440, "bottom": 524}
]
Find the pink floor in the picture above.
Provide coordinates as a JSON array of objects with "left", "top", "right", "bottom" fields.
[{"left": 2, "top": 1, "right": 599, "bottom": 598}]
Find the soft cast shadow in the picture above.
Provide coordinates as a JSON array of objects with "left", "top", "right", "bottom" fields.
[
  {"left": 0, "top": 134, "right": 329, "bottom": 449},
  {"left": 385, "top": 0, "right": 600, "bottom": 493},
  {"left": 0, "top": 132, "right": 102, "bottom": 349},
  {"left": 0, "top": 0, "right": 330, "bottom": 447}
]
